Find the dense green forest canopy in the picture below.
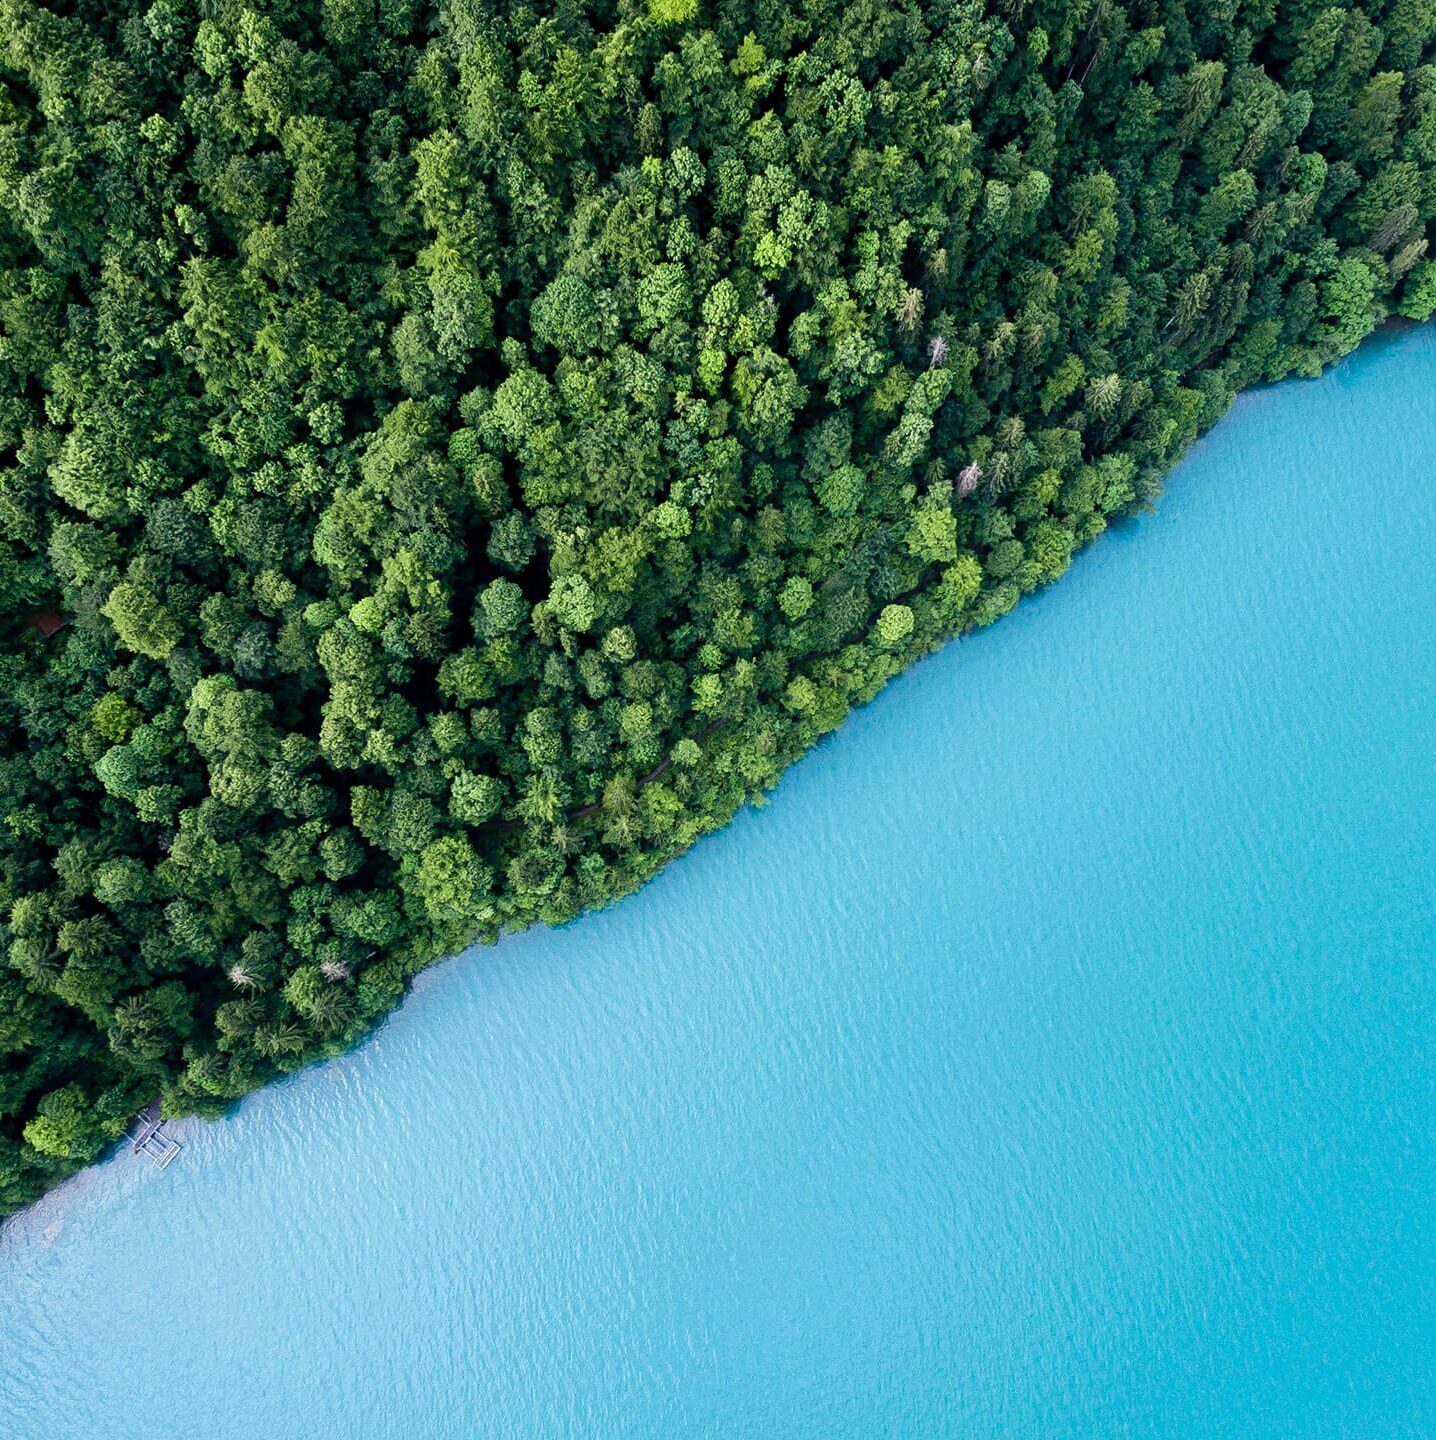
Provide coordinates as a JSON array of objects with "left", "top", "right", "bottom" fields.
[{"left": 1, "top": 0, "right": 1433, "bottom": 1215}]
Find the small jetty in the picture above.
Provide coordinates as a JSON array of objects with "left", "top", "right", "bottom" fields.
[{"left": 129, "top": 1101, "right": 181, "bottom": 1170}]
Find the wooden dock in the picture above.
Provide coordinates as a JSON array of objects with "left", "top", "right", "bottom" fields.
[{"left": 129, "top": 1102, "right": 181, "bottom": 1170}]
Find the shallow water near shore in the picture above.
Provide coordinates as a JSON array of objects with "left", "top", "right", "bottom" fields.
[{"left": 3, "top": 328, "right": 1434, "bottom": 1439}]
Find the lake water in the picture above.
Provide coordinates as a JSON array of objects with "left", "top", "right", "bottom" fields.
[{"left": 3, "top": 329, "right": 1434, "bottom": 1439}]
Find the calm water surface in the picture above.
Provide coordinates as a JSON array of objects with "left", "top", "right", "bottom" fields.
[{"left": 2, "top": 331, "right": 1434, "bottom": 1439}]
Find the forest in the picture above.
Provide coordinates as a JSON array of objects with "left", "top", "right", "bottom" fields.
[{"left": 1, "top": 0, "right": 1433, "bottom": 1216}]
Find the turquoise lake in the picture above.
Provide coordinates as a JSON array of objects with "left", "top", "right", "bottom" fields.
[{"left": 2, "top": 329, "right": 1434, "bottom": 1438}]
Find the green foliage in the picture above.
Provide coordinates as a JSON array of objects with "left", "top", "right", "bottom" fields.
[
  {"left": 876, "top": 605, "right": 915, "bottom": 646},
  {"left": 23, "top": 1085, "right": 106, "bottom": 1163},
  {"left": 102, "top": 583, "right": 182, "bottom": 661},
  {"left": 530, "top": 276, "right": 600, "bottom": 357},
  {"left": 0, "top": 0, "right": 1429, "bottom": 1217}
]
